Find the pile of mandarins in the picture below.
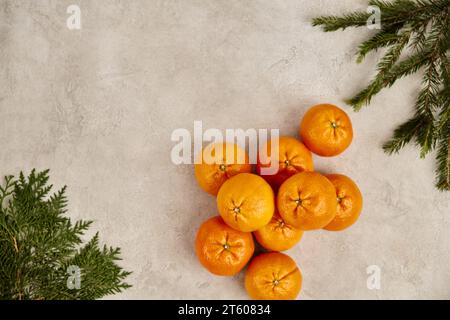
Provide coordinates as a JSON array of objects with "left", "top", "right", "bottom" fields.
[{"left": 194, "top": 104, "right": 363, "bottom": 300}]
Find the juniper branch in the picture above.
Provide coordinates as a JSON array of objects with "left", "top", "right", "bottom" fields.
[{"left": 0, "top": 170, "right": 131, "bottom": 300}]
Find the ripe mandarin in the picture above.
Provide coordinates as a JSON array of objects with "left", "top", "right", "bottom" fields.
[
  {"left": 195, "top": 216, "right": 254, "bottom": 276},
  {"left": 277, "top": 172, "right": 337, "bottom": 230},
  {"left": 300, "top": 104, "right": 353, "bottom": 157},
  {"left": 245, "top": 252, "right": 302, "bottom": 300},
  {"left": 195, "top": 142, "right": 251, "bottom": 196},
  {"left": 217, "top": 173, "right": 274, "bottom": 232},
  {"left": 324, "top": 174, "right": 363, "bottom": 231},
  {"left": 257, "top": 136, "right": 314, "bottom": 191}
]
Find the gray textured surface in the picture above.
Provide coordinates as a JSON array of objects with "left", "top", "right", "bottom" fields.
[{"left": 1, "top": 0, "right": 449, "bottom": 299}]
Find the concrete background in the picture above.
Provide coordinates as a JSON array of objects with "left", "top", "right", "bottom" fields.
[{"left": 1, "top": 0, "right": 449, "bottom": 299}]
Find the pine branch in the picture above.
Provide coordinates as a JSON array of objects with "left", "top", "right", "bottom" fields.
[
  {"left": 313, "top": 0, "right": 450, "bottom": 190},
  {"left": 435, "top": 111, "right": 450, "bottom": 190},
  {"left": 356, "top": 26, "right": 403, "bottom": 63},
  {"left": 436, "top": 61, "right": 450, "bottom": 190},
  {"left": 383, "top": 116, "right": 423, "bottom": 153},
  {"left": 347, "top": 27, "right": 413, "bottom": 109},
  {"left": 415, "top": 59, "right": 440, "bottom": 157},
  {"left": 312, "top": 12, "right": 372, "bottom": 31},
  {"left": 314, "top": 0, "right": 448, "bottom": 32},
  {"left": 0, "top": 170, "right": 131, "bottom": 299},
  {"left": 384, "top": 49, "right": 431, "bottom": 84}
]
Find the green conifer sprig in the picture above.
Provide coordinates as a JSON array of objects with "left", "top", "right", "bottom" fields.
[
  {"left": 0, "top": 169, "right": 131, "bottom": 300},
  {"left": 313, "top": 0, "right": 450, "bottom": 190}
]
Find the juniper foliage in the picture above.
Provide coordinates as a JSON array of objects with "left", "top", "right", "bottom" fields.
[
  {"left": 0, "top": 169, "right": 131, "bottom": 299},
  {"left": 313, "top": 0, "right": 450, "bottom": 190}
]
